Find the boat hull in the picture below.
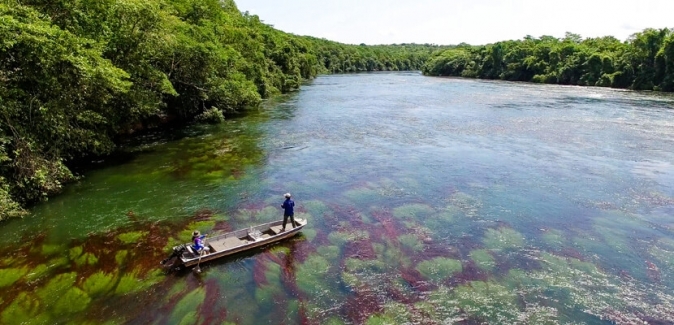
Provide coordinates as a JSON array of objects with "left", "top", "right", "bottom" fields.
[{"left": 173, "top": 219, "right": 307, "bottom": 268}]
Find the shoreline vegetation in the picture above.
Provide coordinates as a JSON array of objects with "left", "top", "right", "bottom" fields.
[
  {"left": 0, "top": 0, "right": 672, "bottom": 221},
  {"left": 422, "top": 30, "right": 674, "bottom": 91}
]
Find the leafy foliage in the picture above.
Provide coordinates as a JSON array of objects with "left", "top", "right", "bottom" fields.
[
  {"left": 423, "top": 29, "right": 674, "bottom": 92},
  {"left": 0, "top": 0, "right": 444, "bottom": 219}
]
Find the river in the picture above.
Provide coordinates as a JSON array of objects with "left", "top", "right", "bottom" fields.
[{"left": 1, "top": 72, "right": 673, "bottom": 324}]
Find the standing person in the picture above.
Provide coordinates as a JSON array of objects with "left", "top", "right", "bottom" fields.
[{"left": 281, "top": 193, "right": 298, "bottom": 231}]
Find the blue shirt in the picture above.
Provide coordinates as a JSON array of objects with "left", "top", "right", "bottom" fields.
[
  {"left": 282, "top": 199, "right": 294, "bottom": 215},
  {"left": 193, "top": 235, "right": 206, "bottom": 250}
]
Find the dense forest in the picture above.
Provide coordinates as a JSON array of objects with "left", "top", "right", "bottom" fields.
[
  {"left": 0, "top": 0, "right": 442, "bottom": 220},
  {"left": 1, "top": 1, "right": 673, "bottom": 221},
  {"left": 422, "top": 30, "right": 674, "bottom": 91}
]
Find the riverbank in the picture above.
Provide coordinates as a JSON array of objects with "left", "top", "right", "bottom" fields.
[{"left": 0, "top": 1, "right": 441, "bottom": 221}]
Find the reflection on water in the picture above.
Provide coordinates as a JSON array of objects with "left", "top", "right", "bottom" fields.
[{"left": 1, "top": 72, "right": 674, "bottom": 324}]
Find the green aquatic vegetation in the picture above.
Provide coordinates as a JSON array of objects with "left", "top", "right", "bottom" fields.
[
  {"left": 255, "top": 282, "right": 283, "bottom": 304},
  {"left": 316, "top": 245, "right": 341, "bottom": 261},
  {"left": 174, "top": 220, "right": 217, "bottom": 244},
  {"left": 75, "top": 320, "right": 123, "bottom": 325},
  {"left": 593, "top": 224, "right": 631, "bottom": 254},
  {"left": 541, "top": 229, "right": 566, "bottom": 249},
  {"left": 341, "top": 256, "right": 397, "bottom": 289},
  {"left": 448, "top": 192, "right": 481, "bottom": 218},
  {"left": 300, "top": 228, "right": 317, "bottom": 242},
  {"left": 255, "top": 207, "right": 280, "bottom": 222},
  {"left": 469, "top": 249, "right": 496, "bottom": 272},
  {"left": 595, "top": 210, "right": 652, "bottom": 233},
  {"left": 296, "top": 255, "right": 334, "bottom": 297},
  {"left": 328, "top": 230, "right": 369, "bottom": 247},
  {"left": 590, "top": 211, "right": 651, "bottom": 260},
  {"left": 202, "top": 170, "right": 226, "bottom": 182},
  {"left": 295, "top": 211, "right": 311, "bottom": 222},
  {"left": 36, "top": 272, "right": 77, "bottom": 305},
  {"left": 0, "top": 256, "right": 17, "bottom": 267},
  {"left": 257, "top": 206, "right": 281, "bottom": 222},
  {"left": 265, "top": 262, "right": 282, "bottom": 283},
  {"left": 169, "top": 288, "right": 206, "bottom": 325},
  {"left": 115, "top": 250, "right": 128, "bottom": 266},
  {"left": 341, "top": 270, "right": 361, "bottom": 288},
  {"left": 343, "top": 186, "right": 381, "bottom": 205},
  {"left": 41, "top": 244, "right": 65, "bottom": 256},
  {"left": 531, "top": 252, "right": 618, "bottom": 311},
  {"left": 52, "top": 286, "right": 91, "bottom": 315},
  {"left": 571, "top": 229, "right": 646, "bottom": 279},
  {"left": 423, "top": 206, "right": 468, "bottom": 234},
  {"left": 367, "top": 302, "right": 414, "bottom": 325},
  {"left": 25, "top": 264, "right": 50, "bottom": 282},
  {"left": 365, "top": 314, "right": 397, "bottom": 325},
  {"left": 81, "top": 271, "right": 116, "bottom": 297},
  {"left": 1, "top": 292, "right": 51, "bottom": 325},
  {"left": 187, "top": 220, "right": 217, "bottom": 234},
  {"left": 235, "top": 209, "right": 256, "bottom": 222},
  {"left": 117, "top": 231, "right": 147, "bottom": 244},
  {"left": 375, "top": 178, "right": 407, "bottom": 198},
  {"left": 374, "top": 242, "right": 412, "bottom": 269},
  {"left": 283, "top": 299, "right": 301, "bottom": 324},
  {"left": 649, "top": 239, "right": 674, "bottom": 269},
  {"left": 164, "top": 281, "right": 188, "bottom": 304},
  {"left": 451, "top": 281, "right": 520, "bottom": 322},
  {"left": 483, "top": 227, "right": 525, "bottom": 251},
  {"left": 398, "top": 234, "right": 423, "bottom": 252},
  {"left": 392, "top": 203, "right": 435, "bottom": 219},
  {"left": 518, "top": 305, "right": 558, "bottom": 324},
  {"left": 269, "top": 245, "right": 290, "bottom": 255},
  {"left": 415, "top": 257, "right": 462, "bottom": 283},
  {"left": 302, "top": 200, "right": 330, "bottom": 217},
  {"left": 514, "top": 252, "right": 674, "bottom": 322},
  {"left": 0, "top": 267, "right": 28, "bottom": 287},
  {"left": 411, "top": 300, "right": 442, "bottom": 322},
  {"left": 69, "top": 246, "right": 84, "bottom": 260},
  {"left": 345, "top": 257, "right": 388, "bottom": 274},
  {"left": 236, "top": 206, "right": 279, "bottom": 222},
  {"left": 47, "top": 257, "right": 69, "bottom": 270},
  {"left": 502, "top": 268, "right": 537, "bottom": 289},
  {"left": 74, "top": 252, "right": 99, "bottom": 266},
  {"left": 434, "top": 205, "right": 461, "bottom": 222},
  {"left": 114, "top": 269, "right": 163, "bottom": 296}
]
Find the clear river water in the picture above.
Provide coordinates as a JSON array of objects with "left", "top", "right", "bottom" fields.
[{"left": 1, "top": 72, "right": 674, "bottom": 324}]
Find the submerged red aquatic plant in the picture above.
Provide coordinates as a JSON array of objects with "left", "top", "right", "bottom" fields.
[
  {"left": 343, "top": 239, "right": 377, "bottom": 260},
  {"left": 253, "top": 255, "right": 270, "bottom": 287},
  {"left": 343, "top": 290, "right": 384, "bottom": 324},
  {"left": 401, "top": 268, "right": 435, "bottom": 292},
  {"left": 369, "top": 209, "right": 402, "bottom": 242}
]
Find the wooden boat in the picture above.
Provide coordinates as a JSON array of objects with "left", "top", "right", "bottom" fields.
[{"left": 161, "top": 218, "right": 307, "bottom": 269}]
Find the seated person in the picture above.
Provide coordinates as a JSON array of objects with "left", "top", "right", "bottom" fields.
[{"left": 192, "top": 230, "right": 210, "bottom": 255}]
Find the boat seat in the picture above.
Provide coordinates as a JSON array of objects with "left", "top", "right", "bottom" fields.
[
  {"left": 270, "top": 225, "right": 284, "bottom": 234},
  {"left": 186, "top": 246, "right": 205, "bottom": 258}
]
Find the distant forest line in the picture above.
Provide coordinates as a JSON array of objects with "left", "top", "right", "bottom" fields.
[
  {"left": 1, "top": 0, "right": 672, "bottom": 220},
  {"left": 423, "top": 31, "right": 674, "bottom": 91}
]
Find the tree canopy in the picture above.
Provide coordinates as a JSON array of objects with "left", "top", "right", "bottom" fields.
[
  {"left": 0, "top": 0, "right": 443, "bottom": 220},
  {"left": 422, "top": 29, "right": 674, "bottom": 92}
]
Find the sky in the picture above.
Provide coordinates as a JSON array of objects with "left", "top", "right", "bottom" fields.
[{"left": 234, "top": 0, "right": 674, "bottom": 45}]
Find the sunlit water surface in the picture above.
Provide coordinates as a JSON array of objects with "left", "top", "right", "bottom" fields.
[{"left": 1, "top": 72, "right": 674, "bottom": 324}]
